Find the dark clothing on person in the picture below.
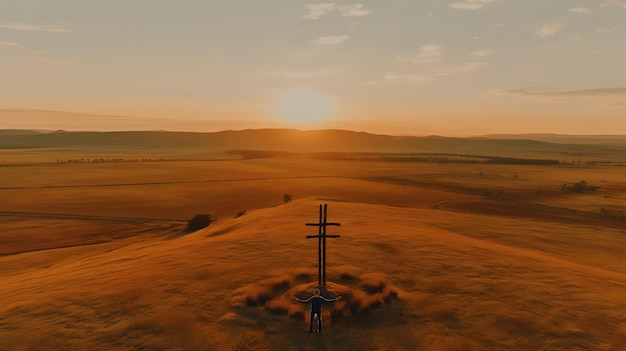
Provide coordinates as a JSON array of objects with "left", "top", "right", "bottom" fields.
[
  {"left": 296, "top": 294, "right": 339, "bottom": 332},
  {"left": 310, "top": 296, "right": 324, "bottom": 313},
  {"left": 310, "top": 310, "right": 322, "bottom": 332}
]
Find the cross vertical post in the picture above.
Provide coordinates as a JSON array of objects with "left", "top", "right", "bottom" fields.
[
  {"left": 317, "top": 204, "right": 323, "bottom": 285},
  {"left": 306, "top": 204, "right": 341, "bottom": 287},
  {"left": 322, "top": 204, "right": 328, "bottom": 285}
]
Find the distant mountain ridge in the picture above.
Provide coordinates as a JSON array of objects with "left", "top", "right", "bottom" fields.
[
  {"left": 1, "top": 129, "right": 625, "bottom": 157},
  {"left": 0, "top": 129, "right": 49, "bottom": 136},
  {"left": 483, "top": 133, "right": 626, "bottom": 145}
]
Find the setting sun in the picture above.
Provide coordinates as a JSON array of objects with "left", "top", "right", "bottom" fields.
[{"left": 274, "top": 89, "right": 335, "bottom": 123}]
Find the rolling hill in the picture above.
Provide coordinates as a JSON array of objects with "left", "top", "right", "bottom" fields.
[
  {"left": 1, "top": 198, "right": 624, "bottom": 350},
  {"left": 1, "top": 130, "right": 624, "bottom": 350},
  {"left": 1, "top": 129, "right": 625, "bottom": 160}
]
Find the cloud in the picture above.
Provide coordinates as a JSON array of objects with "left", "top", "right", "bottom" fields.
[
  {"left": 385, "top": 62, "right": 486, "bottom": 83},
  {"left": 536, "top": 24, "right": 562, "bottom": 38},
  {"left": 448, "top": 0, "right": 498, "bottom": 10},
  {"left": 390, "top": 45, "right": 487, "bottom": 83},
  {"left": 384, "top": 72, "right": 433, "bottom": 83},
  {"left": 495, "top": 87, "right": 626, "bottom": 98},
  {"left": 567, "top": 33, "right": 583, "bottom": 41},
  {"left": 596, "top": 27, "right": 619, "bottom": 33},
  {"left": 601, "top": 0, "right": 626, "bottom": 8},
  {"left": 311, "top": 35, "right": 349, "bottom": 45},
  {"left": 303, "top": 3, "right": 372, "bottom": 19},
  {"left": 303, "top": 3, "right": 337, "bottom": 19},
  {"left": 269, "top": 69, "right": 329, "bottom": 78},
  {"left": 470, "top": 49, "right": 497, "bottom": 57},
  {"left": 395, "top": 45, "right": 442, "bottom": 63},
  {"left": 0, "top": 41, "right": 19, "bottom": 46},
  {"left": 271, "top": 72, "right": 319, "bottom": 79},
  {"left": 431, "top": 62, "right": 487, "bottom": 76},
  {"left": 0, "top": 21, "right": 76, "bottom": 33},
  {"left": 413, "top": 44, "right": 443, "bottom": 63},
  {"left": 568, "top": 7, "right": 592, "bottom": 14},
  {"left": 339, "top": 4, "right": 372, "bottom": 17}
]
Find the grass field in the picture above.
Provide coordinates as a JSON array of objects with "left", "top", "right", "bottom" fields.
[{"left": 1, "top": 137, "right": 625, "bottom": 350}]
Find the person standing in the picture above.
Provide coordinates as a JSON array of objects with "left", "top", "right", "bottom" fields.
[{"left": 294, "top": 288, "right": 341, "bottom": 332}]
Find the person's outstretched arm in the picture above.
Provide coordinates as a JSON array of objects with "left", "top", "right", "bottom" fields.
[
  {"left": 322, "top": 295, "right": 342, "bottom": 302},
  {"left": 293, "top": 295, "right": 313, "bottom": 303}
]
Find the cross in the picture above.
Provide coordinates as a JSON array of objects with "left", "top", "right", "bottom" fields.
[{"left": 306, "top": 204, "right": 341, "bottom": 286}]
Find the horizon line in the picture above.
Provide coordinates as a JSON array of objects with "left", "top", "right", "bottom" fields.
[{"left": 2, "top": 127, "right": 626, "bottom": 139}]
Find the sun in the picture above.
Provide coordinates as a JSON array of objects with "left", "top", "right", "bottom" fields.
[{"left": 274, "top": 89, "right": 335, "bottom": 123}]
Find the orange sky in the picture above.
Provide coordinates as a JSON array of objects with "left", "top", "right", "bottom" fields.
[{"left": 1, "top": 1, "right": 625, "bottom": 135}]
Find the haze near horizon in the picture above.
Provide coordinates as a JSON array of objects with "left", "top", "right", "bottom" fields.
[{"left": 1, "top": 1, "right": 625, "bottom": 135}]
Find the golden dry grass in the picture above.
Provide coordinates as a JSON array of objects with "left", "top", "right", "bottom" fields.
[{"left": 1, "top": 152, "right": 624, "bottom": 350}]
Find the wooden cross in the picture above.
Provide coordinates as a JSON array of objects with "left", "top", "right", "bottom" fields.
[{"left": 306, "top": 204, "right": 341, "bottom": 286}]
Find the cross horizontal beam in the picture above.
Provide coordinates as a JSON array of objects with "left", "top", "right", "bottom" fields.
[
  {"left": 306, "top": 234, "right": 341, "bottom": 239},
  {"left": 305, "top": 222, "right": 341, "bottom": 226}
]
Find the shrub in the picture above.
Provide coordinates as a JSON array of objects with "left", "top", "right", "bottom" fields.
[
  {"left": 600, "top": 208, "right": 625, "bottom": 221},
  {"left": 186, "top": 214, "right": 211, "bottom": 232}
]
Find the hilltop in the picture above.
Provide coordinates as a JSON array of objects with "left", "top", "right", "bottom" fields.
[{"left": 1, "top": 198, "right": 624, "bottom": 350}]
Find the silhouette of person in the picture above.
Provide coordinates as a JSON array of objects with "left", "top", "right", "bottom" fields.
[{"left": 293, "top": 288, "right": 341, "bottom": 332}]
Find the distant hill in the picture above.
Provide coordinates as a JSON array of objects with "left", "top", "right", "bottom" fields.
[
  {"left": 482, "top": 133, "right": 626, "bottom": 145},
  {"left": 0, "top": 129, "right": 50, "bottom": 136},
  {"left": 1, "top": 129, "right": 625, "bottom": 159}
]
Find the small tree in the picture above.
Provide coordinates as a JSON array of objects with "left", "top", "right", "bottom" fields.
[
  {"left": 186, "top": 214, "right": 212, "bottom": 232},
  {"left": 565, "top": 180, "right": 598, "bottom": 193},
  {"left": 283, "top": 193, "right": 292, "bottom": 203},
  {"left": 573, "top": 180, "right": 587, "bottom": 193}
]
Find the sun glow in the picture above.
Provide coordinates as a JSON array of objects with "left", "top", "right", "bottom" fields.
[{"left": 274, "top": 89, "right": 335, "bottom": 122}]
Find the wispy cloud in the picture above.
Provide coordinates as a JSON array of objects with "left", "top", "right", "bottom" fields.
[
  {"left": 596, "top": 27, "right": 619, "bottom": 33},
  {"left": 448, "top": 0, "right": 499, "bottom": 10},
  {"left": 269, "top": 69, "right": 329, "bottom": 79},
  {"left": 385, "top": 62, "right": 487, "bottom": 83},
  {"left": 303, "top": 3, "right": 337, "bottom": 19},
  {"left": 431, "top": 62, "right": 487, "bottom": 76},
  {"left": 311, "top": 35, "right": 349, "bottom": 45},
  {"left": 567, "top": 33, "right": 583, "bottom": 41},
  {"left": 568, "top": 7, "right": 592, "bottom": 14},
  {"left": 390, "top": 44, "right": 488, "bottom": 83},
  {"left": 0, "top": 41, "right": 19, "bottom": 46},
  {"left": 536, "top": 24, "right": 562, "bottom": 38},
  {"left": 0, "top": 21, "right": 76, "bottom": 33},
  {"left": 339, "top": 4, "right": 372, "bottom": 17},
  {"left": 414, "top": 45, "right": 442, "bottom": 63},
  {"left": 303, "top": 3, "right": 372, "bottom": 19},
  {"left": 384, "top": 72, "right": 433, "bottom": 83},
  {"left": 602, "top": 0, "right": 626, "bottom": 8},
  {"left": 470, "top": 49, "right": 497, "bottom": 57},
  {"left": 394, "top": 45, "right": 443, "bottom": 64},
  {"left": 495, "top": 87, "right": 626, "bottom": 98}
]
